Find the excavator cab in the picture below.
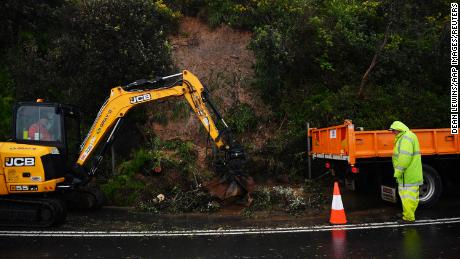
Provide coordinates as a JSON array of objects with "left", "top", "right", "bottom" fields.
[
  {"left": 12, "top": 101, "right": 82, "bottom": 176},
  {"left": 0, "top": 102, "right": 82, "bottom": 226}
]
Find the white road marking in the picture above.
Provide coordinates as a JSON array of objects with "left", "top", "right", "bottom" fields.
[{"left": 1, "top": 217, "right": 459, "bottom": 237}]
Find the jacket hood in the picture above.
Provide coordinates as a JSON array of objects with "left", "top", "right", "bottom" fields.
[{"left": 389, "top": 121, "right": 410, "bottom": 132}]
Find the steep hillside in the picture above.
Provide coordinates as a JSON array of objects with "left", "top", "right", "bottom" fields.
[{"left": 145, "top": 17, "right": 272, "bottom": 167}]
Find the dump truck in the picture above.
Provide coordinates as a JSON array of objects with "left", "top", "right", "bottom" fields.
[{"left": 308, "top": 120, "right": 460, "bottom": 207}]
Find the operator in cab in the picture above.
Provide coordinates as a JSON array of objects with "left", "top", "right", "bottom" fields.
[{"left": 28, "top": 111, "right": 55, "bottom": 141}]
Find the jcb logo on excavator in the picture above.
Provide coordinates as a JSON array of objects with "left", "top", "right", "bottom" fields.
[
  {"left": 5, "top": 157, "right": 35, "bottom": 167},
  {"left": 130, "top": 93, "right": 152, "bottom": 104}
]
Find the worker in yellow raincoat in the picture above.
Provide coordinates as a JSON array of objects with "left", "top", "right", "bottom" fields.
[{"left": 389, "top": 121, "right": 423, "bottom": 223}]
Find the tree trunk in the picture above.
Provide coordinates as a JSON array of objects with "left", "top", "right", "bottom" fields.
[{"left": 358, "top": 24, "right": 390, "bottom": 98}]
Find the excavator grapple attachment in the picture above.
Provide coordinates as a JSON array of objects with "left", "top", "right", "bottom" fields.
[
  {"left": 205, "top": 175, "right": 255, "bottom": 203},
  {"left": 204, "top": 145, "right": 254, "bottom": 204}
]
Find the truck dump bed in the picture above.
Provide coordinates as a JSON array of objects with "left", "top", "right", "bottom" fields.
[{"left": 309, "top": 120, "right": 460, "bottom": 165}]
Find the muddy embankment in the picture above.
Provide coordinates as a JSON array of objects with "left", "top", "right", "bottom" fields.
[{"left": 104, "top": 17, "right": 330, "bottom": 216}]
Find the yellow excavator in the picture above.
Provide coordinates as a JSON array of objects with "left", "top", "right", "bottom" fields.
[{"left": 0, "top": 70, "right": 253, "bottom": 227}]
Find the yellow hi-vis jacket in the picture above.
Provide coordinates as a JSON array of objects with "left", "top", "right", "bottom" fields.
[{"left": 390, "top": 121, "right": 423, "bottom": 186}]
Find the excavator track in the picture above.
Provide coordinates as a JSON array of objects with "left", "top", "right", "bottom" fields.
[
  {"left": 0, "top": 196, "right": 66, "bottom": 228},
  {"left": 63, "top": 182, "right": 106, "bottom": 210}
]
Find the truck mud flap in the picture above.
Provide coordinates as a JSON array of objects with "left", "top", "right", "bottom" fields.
[
  {"left": 345, "top": 178, "right": 356, "bottom": 191},
  {"left": 381, "top": 185, "right": 397, "bottom": 203}
]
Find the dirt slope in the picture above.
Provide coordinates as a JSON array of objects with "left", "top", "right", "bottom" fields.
[{"left": 145, "top": 17, "right": 271, "bottom": 167}]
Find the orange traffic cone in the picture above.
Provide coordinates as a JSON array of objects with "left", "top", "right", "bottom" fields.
[{"left": 330, "top": 181, "right": 347, "bottom": 224}]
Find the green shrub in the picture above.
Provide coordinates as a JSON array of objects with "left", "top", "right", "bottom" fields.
[
  {"left": 164, "top": 0, "right": 206, "bottom": 16},
  {"left": 101, "top": 149, "right": 157, "bottom": 205},
  {"left": 0, "top": 69, "right": 14, "bottom": 140},
  {"left": 8, "top": 0, "right": 179, "bottom": 126},
  {"left": 226, "top": 103, "right": 258, "bottom": 134},
  {"left": 246, "top": 0, "right": 449, "bottom": 129},
  {"left": 101, "top": 138, "right": 205, "bottom": 206},
  {"left": 160, "top": 138, "right": 197, "bottom": 165},
  {"left": 200, "top": 0, "right": 307, "bottom": 30}
]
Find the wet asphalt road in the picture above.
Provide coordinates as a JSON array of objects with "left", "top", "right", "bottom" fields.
[
  {"left": 1, "top": 221, "right": 460, "bottom": 258},
  {"left": 1, "top": 190, "right": 460, "bottom": 258}
]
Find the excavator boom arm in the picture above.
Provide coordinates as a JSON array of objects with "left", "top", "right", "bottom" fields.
[{"left": 76, "top": 70, "right": 225, "bottom": 171}]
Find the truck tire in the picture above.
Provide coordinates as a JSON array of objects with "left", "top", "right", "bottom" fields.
[{"left": 419, "top": 164, "right": 442, "bottom": 208}]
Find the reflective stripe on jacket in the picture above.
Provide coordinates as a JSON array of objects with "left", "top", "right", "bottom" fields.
[{"left": 390, "top": 121, "right": 423, "bottom": 186}]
